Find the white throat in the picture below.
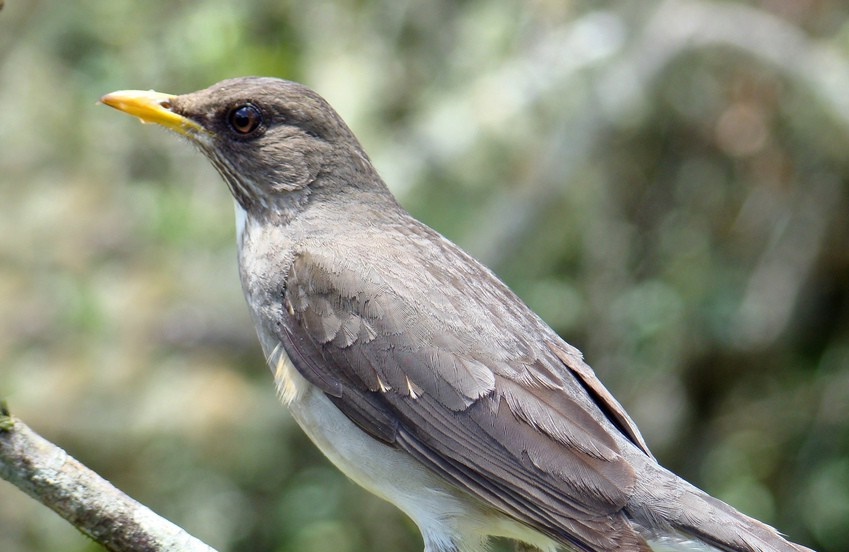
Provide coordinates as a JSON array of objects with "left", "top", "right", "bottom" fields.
[{"left": 234, "top": 200, "right": 248, "bottom": 247}]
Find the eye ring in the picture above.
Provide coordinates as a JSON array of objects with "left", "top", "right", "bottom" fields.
[{"left": 227, "top": 104, "right": 263, "bottom": 135}]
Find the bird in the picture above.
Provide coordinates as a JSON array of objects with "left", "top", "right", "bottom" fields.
[{"left": 101, "top": 77, "right": 813, "bottom": 552}]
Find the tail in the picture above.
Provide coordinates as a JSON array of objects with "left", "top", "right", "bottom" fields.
[{"left": 627, "top": 458, "right": 813, "bottom": 552}]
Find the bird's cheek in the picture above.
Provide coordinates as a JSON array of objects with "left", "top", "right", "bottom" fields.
[{"left": 267, "top": 150, "right": 314, "bottom": 192}]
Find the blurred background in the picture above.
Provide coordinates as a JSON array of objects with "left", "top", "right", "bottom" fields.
[{"left": 1, "top": 1, "right": 847, "bottom": 551}]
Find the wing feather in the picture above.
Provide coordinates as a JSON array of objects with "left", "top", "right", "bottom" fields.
[{"left": 274, "top": 240, "right": 651, "bottom": 551}]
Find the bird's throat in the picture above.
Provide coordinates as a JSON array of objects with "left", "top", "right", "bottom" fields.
[{"left": 234, "top": 200, "right": 248, "bottom": 248}]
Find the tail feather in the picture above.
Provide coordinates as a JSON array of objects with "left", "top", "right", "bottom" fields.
[{"left": 628, "top": 458, "right": 813, "bottom": 552}]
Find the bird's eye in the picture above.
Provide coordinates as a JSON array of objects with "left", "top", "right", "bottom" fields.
[{"left": 228, "top": 104, "right": 263, "bottom": 135}]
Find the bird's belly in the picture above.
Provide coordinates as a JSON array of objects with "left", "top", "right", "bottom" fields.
[{"left": 273, "top": 344, "right": 462, "bottom": 515}]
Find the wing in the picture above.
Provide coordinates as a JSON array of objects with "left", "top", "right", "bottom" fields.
[{"left": 275, "top": 231, "right": 651, "bottom": 551}]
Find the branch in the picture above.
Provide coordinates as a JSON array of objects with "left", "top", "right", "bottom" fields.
[{"left": 0, "top": 402, "right": 218, "bottom": 552}]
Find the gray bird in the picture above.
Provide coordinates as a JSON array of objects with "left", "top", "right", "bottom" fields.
[{"left": 101, "top": 78, "right": 812, "bottom": 552}]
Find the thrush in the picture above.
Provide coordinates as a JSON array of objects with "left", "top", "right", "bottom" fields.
[{"left": 101, "top": 78, "right": 812, "bottom": 552}]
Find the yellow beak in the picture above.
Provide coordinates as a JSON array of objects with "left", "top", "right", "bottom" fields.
[{"left": 100, "top": 89, "right": 204, "bottom": 136}]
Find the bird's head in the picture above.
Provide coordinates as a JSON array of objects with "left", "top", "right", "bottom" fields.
[{"left": 101, "top": 77, "right": 379, "bottom": 214}]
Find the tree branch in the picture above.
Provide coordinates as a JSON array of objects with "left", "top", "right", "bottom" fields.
[{"left": 0, "top": 402, "right": 218, "bottom": 552}]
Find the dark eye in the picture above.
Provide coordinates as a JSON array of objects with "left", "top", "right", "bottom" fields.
[{"left": 227, "top": 104, "right": 262, "bottom": 135}]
